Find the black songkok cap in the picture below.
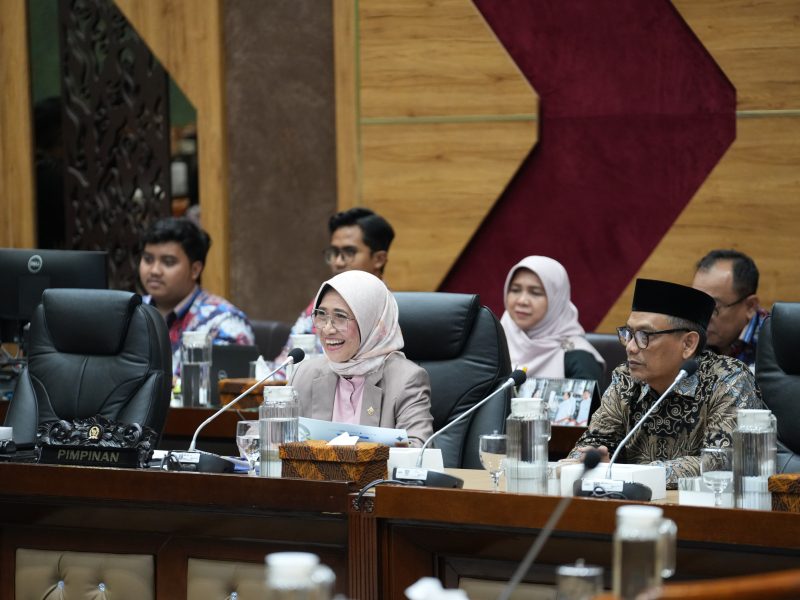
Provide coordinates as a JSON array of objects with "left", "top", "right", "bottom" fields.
[{"left": 632, "top": 279, "right": 715, "bottom": 329}]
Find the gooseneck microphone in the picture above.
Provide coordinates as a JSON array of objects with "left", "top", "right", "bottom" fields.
[
  {"left": 416, "top": 369, "right": 527, "bottom": 468},
  {"left": 392, "top": 370, "right": 527, "bottom": 489},
  {"left": 188, "top": 347, "right": 305, "bottom": 452},
  {"left": 498, "top": 450, "right": 602, "bottom": 600},
  {"left": 167, "top": 348, "right": 305, "bottom": 473}
]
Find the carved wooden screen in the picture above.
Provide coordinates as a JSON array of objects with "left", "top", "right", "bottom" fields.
[{"left": 59, "top": 0, "right": 170, "bottom": 291}]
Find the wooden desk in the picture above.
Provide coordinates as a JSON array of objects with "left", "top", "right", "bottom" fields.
[
  {"left": 372, "top": 482, "right": 800, "bottom": 599},
  {"left": 0, "top": 462, "right": 362, "bottom": 598},
  {"left": 1, "top": 463, "right": 798, "bottom": 599}
]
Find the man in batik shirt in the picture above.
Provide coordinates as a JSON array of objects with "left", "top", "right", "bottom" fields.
[
  {"left": 569, "top": 278, "right": 763, "bottom": 488},
  {"left": 139, "top": 217, "right": 255, "bottom": 378}
]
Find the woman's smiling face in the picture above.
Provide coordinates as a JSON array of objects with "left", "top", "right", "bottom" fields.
[{"left": 317, "top": 289, "right": 361, "bottom": 362}]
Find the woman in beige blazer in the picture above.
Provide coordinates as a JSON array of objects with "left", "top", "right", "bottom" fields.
[{"left": 289, "top": 270, "right": 433, "bottom": 447}]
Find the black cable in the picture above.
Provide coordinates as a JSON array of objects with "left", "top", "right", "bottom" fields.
[{"left": 354, "top": 478, "right": 416, "bottom": 509}]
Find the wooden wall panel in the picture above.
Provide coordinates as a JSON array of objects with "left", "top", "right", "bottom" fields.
[
  {"left": 672, "top": 0, "right": 800, "bottom": 111},
  {"left": 598, "top": 0, "right": 800, "bottom": 331},
  {"left": 598, "top": 116, "right": 800, "bottom": 331},
  {"left": 359, "top": 0, "right": 536, "bottom": 118},
  {"left": 362, "top": 121, "right": 536, "bottom": 289},
  {"left": 347, "top": 0, "right": 538, "bottom": 292},
  {"left": 0, "top": 2, "right": 36, "bottom": 248},
  {"left": 334, "top": 0, "right": 360, "bottom": 207},
  {"left": 115, "top": 0, "right": 229, "bottom": 297}
]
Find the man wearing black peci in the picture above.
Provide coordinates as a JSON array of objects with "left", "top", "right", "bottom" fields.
[{"left": 568, "top": 279, "right": 763, "bottom": 488}]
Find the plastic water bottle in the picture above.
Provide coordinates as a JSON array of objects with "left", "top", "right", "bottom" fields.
[
  {"left": 505, "top": 398, "right": 550, "bottom": 494},
  {"left": 180, "top": 331, "right": 211, "bottom": 407},
  {"left": 259, "top": 386, "right": 299, "bottom": 478},
  {"left": 264, "top": 552, "right": 335, "bottom": 599},
  {"left": 733, "top": 408, "right": 776, "bottom": 511},
  {"left": 612, "top": 506, "right": 676, "bottom": 600}
]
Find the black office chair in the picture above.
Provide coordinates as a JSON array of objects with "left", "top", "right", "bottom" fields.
[
  {"left": 251, "top": 319, "right": 292, "bottom": 360},
  {"left": 585, "top": 332, "right": 628, "bottom": 394},
  {"left": 755, "top": 303, "right": 800, "bottom": 473},
  {"left": 4, "top": 289, "right": 172, "bottom": 447},
  {"left": 394, "top": 292, "right": 512, "bottom": 468}
]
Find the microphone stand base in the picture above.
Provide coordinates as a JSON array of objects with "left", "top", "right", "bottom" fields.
[
  {"left": 392, "top": 467, "right": 464, "bottom": 488},
  {"left": 168, "top": 450, "right": 236, "bottom": 473},
  {"left": 573, "top": 479, "right": 652, "bottom": 501}
]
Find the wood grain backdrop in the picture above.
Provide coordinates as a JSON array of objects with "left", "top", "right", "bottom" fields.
[{"left": 1, "top": 1, "right": 797, "bottom": 328}]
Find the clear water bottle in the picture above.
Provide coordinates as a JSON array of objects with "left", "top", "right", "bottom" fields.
[
  {"left": 505, "top": 398, "right": 550, "bottom": 494},
  {"left": 733, "top": 408, "right": 777, "bottom": 511},
  {"left": 612, "top": 506, "right": 676, "bottom": 600},
  {"left": 259, "top": 386, "right": 299, "bottom": 478},
  {"left": 264, "top": 552, "right": 335, "bottom": 599},
  {"left": 180, "top": 331, "right": 211, "bottom": 407}
]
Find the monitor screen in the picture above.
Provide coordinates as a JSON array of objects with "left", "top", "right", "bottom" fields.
[{"left": 0, "top": 249, "right": 108, "bottom": 341}]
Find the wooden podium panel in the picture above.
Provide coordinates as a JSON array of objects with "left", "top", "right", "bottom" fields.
[
  {"left": 372, "top": 485, "right": 800, "bottom": 599},
  {"left": 0, "top": 463, "right": 360, "bottom": 598}
]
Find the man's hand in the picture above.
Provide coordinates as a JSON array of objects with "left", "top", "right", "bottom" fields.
[{"left": 576, "top": 445, "right": 610, "bottom": 463}]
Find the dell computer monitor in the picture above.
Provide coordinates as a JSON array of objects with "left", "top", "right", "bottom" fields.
[{"left": 0, "top": 248, "right": 108, "bottom": 343}]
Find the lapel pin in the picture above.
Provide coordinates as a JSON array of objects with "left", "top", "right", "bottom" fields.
[{"left": 367, "top": 406, "right": 375, "bottom": 416}]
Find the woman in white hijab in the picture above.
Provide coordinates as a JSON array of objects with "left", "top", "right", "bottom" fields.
[
  {"left": 289, "top": 270, "right": 433, "bottom": 447},
  {"left": 501, "top": 256, "right": 604, "bottom": 381}
]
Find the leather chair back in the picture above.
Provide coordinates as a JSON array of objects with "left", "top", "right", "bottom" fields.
[
  {"left": 251, "top": 319, "right": 292, "bottom": 361},
  {"left": 395, "top": 292, "right": 512, "bottom": 468},
  {"left": 755, "top": 303, "right": 800, "bottom": 473},
  {"left": 4, "top": 289, "right": 172, "bottom": 446},
  {"left": 585, "top": 332, "right": 628, "bottom": 394}
]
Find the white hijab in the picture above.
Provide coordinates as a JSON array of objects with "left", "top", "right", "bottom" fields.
[
  {"left": 500, "top": 256, "right": 604, "bottom": 378},
  {"left": 314, "top": 270, "right": 405, "bottom": 377}
]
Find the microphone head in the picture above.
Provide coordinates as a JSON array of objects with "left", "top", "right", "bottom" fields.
[
  {"left": 680, "top": 358, "right": 699, "bottom": 377},
  {"left": 509, "top": 369, "right": 527, "bottom": 387},
  {"left": 583, "top": 449, "right": 602, "bottom": 471},
  {"left": 288, "top": 347, "right": 306, "bottom": 364}
]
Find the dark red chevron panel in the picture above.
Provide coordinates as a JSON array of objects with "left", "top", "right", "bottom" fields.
[{"left": 439, "top": 0, "right": 735, "bottom": 330}]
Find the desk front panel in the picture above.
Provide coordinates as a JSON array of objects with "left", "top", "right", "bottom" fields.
[
  {"left": 0, "top": 463, "right": 356, "bottom": 598},
  {"left": 373, "top": 485, "right": 800, "bottom": 599}
]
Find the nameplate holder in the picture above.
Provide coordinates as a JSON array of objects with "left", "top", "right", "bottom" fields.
[
  {"left": 39, "top": 444, "right": 140, "bottom": 468},
  {"left": 36, "top": 415, "right": 157, "bottom": 468}
]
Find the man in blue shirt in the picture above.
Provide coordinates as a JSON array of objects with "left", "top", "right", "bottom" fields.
[{"left": 692, "top": 249, "right": 768, "bottom": 368}]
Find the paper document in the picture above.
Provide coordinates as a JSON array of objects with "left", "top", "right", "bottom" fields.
[{"left": 299, "top": 417, "right": 409, "bottom": 447}]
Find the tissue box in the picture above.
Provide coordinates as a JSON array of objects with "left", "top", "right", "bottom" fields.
[
  {"left": 279, "top": 440, "right": 389, "bottom": 487},
  {"left": 560, "top": 463, "right": 667, "bottom": 500},
  {"left": 769, "top": 474, "right": 800, "bottom": 513}
]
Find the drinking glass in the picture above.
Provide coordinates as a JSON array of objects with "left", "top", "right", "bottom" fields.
[
  {"left": 236, "top": 420, "right": 261, "bottom": 475},
  {"left": 700, "top": 447, "right": 733, "bottom": 507},
  {"left": 479, "top": 432, "right": 507, "bottom": 492}
]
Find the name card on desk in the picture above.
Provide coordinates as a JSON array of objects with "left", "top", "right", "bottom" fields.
[{"left": 38, "top": 444, "right": 140, "bottom": 468}]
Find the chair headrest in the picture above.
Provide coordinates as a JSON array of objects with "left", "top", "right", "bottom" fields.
[
  {"left": 394, "top": 292, "right": 480, "bottom": 360},
  {"left": 771, "top": 303, "right": 800, "bottom": 374},
  {"left": 42, "top": 289, "right": 142, "bottom": 355}
]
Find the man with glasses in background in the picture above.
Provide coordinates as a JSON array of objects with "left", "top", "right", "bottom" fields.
[
  {"left": 692, "top": 249, "right": 768, "bottom": 369},
  {"left": 568, "top": 278, "right": 762, "bottom": 488},
  {"left": 287, "top": 207, "right": 395, "bottom": 344}
]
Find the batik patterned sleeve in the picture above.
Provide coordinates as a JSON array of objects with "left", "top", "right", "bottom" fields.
[{"left": 650, "top": 361, "right": 763, "bottom": 487}]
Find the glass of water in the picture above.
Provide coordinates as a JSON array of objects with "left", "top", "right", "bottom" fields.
[
  {"left": 701, "top": 447, "right": 733, "bottom": 507},
  {"left": 236, "top": 420, "right": 261, "bottom": 475},
  {"left": 479, "top": 432, "right": 507, "bottom": 492}
]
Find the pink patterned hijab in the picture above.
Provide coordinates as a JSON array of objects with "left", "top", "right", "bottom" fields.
[
  {"left": 314, "top": 270, "right": 405, "bottom": 377},
  {"left": 500, "top": 256, "right": 604, "bottom": 378}
]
